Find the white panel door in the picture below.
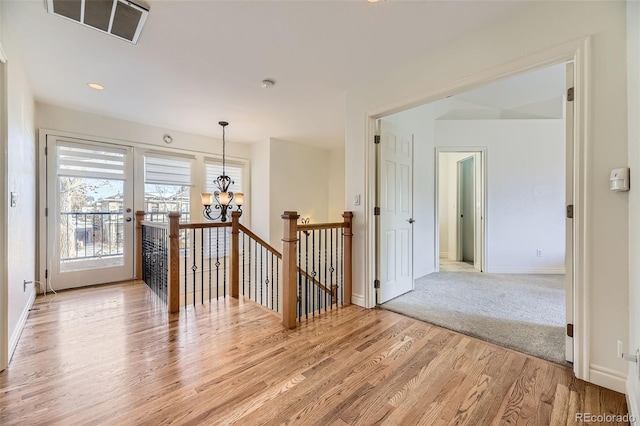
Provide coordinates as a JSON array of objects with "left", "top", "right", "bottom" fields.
[
  {"left": 565, "top": 62, "right": 575, "bottom": 363},
  {"left": 379, "top": 121, "right": 414, "bottom": 303},
  {"left": 46, "top": 136, "right": 135, "bottom": 290}
]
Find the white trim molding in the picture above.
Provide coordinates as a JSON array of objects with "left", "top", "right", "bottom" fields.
[
  {"left": 627, "top": 378, "right": 639, "bottom": 423},
  {"left": 8, "top": 289, "right": 35, "bottom": 360},
  {"left": 485, "top": 268, "right": 566, "bottom": 274},
  {"left": 589, "top": 364, "right": 627, "bottom": 394},
  {"left": 0, "top": 52, "right": 8, "bottom": 371},
  {"left": 364, "top": 36, "right": 591, "bottom": 382}
]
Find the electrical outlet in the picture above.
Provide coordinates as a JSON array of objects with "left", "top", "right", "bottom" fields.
[
  {"left": 10, "top": 192, "right": 17, "bottom": 207},
  {"left": 536, "top": 249, "right": 542, "bottom": 257}
]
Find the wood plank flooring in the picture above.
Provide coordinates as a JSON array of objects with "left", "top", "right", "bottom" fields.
[{"left": 0, "top": 281, "right": 628, "bottom": 425}]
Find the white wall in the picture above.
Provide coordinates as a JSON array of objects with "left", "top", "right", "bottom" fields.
[
  {"left": 627, "top": 0, "right": 640, "bottom": 416},
  {"left": 345, "top": 1, "right": 628, "bottom": 391},
  {"left": 250, "top": 139, "right": 271, "bottom": 240},
  {"left": 36, "top": 103, "right": 252, "bottom": 159},
  {"left": 436, "top": 120, "right": 565, "bottom": 273},
  {"left": 268, "top": 138, "right": 330, "bottom": 248},
  {"left": 327, "top": 147, "right": 345, "bottom": 220},
  {"left": 2, "top": 20, "right": 37, "bottom": 361}
]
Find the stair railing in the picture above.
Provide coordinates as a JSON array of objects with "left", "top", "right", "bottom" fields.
[{"left": 136, "top": 210, "right": 353, "bottom": 327}]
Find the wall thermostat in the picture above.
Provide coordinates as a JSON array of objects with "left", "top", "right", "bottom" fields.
[{"left": 610, "top": 167, "right": 630, "bottom": 192}]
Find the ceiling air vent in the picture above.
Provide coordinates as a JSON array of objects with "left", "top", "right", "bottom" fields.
[{"left": 46, "top": 0, "right": 149, "bottom": 44}]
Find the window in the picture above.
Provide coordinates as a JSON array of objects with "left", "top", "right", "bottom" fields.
[{"left": 144, "top": 154, "right": 194, "bottom": 223}]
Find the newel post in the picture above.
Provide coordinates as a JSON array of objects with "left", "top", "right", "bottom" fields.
[
  {"left": 135, "top": 211, "right": 145, "bottom": 280},
  {"left": 230, "top": 211, "right": 241, "bottom": 298},
  {"left": 282, "top": 211, "right": 300, "bottom": 329},
  {"left": 343, "top": 211, "right": 353, "bottom": 306},
  {"left": 168, "top": 212, "right": 181, "bottom": 314}
]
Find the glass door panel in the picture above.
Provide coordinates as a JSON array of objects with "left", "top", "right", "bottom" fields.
[{"left": 47, "top": 137, "right": 134, "bottom": 289}]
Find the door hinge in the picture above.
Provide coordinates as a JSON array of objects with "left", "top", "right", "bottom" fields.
[
  {"left": 44, "top": 146, "right": 48, "bottom": 155},
  {"left": 567, "top": 87, "right": 574, "bottom": 102},
  {"left": 566, "top": 204, "right": 574, "bottom": 219},
  {"left": 374, "top": 135, "right": 380, "bottom": 145},
  {"left": 374, "top": 279, "right": 380, "bottom": 289},
  {"left": 45, "top": 207, "right": 48, "bottom": 217},
  {"left": 45, "top": 269, "right": 48, "bottom": 279},
  {"left": 567, "top": 323, "right": 574, "bottom": 338},
  {"left": 374, "top": 207, "right": 380, "bottom": 216}
]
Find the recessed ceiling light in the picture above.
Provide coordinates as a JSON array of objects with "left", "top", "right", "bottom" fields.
[
  {"left": 368, "top": 0, "right": 380, "bottom": 3},
  {"left": 87, "top": 83, "right": 104, "bottom": 90}
]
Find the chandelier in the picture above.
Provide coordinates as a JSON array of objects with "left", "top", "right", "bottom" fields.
[{"left": 201, "top": 121, "right": 244, "bottom": 222}]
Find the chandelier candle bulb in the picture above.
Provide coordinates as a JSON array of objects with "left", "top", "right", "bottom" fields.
[
  {"left": 218, "top": 192, "right": 231, "bottom": 206},
  {"left": 235, "top": 192, "right": 244, "bottom": 207},
  {"left": 201, "top": 192, "right": 213, "bottom": 206}
]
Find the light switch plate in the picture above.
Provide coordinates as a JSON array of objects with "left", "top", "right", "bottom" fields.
[
  {"left": 10, "top": 192, "right": 17, "bottom": 207},
  {"left": 354, "top": 194, "right": 361, "bottom": 206}
]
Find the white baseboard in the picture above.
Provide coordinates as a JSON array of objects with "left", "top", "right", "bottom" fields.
[
  {"left": 590, "top": 364, "right": 627, "bottom": 394},
  {"left": 485, "top": 267, "right": 566, "bottom": 274},
  {"left": 8, "top": 289, "right": 36, "bottom": 362},
  {"left": 352, "top": 293, "right": 366, "bottom": 308},
  {"left": 627, "top": 377, "right": 639, "bottom": 422}
]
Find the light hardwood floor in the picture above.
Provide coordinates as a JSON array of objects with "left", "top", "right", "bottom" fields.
[{"left": 0, "top": 281, "right": 628, "bottom": 425}]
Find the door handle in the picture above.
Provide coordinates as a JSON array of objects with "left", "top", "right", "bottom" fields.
[
  {"left": 126, "top": 217, "right": 132, "bottom": 222},
  {"left": 407, "top": 218, "right": 415, "bottom": 224}
]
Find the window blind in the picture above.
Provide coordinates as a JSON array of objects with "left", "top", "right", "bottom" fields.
[
  {"left": 144, "top": 155, "right": 193, "bottom": 186},
  {"left": 57, "top": 142, "right": 126, "bottom": 180},
  {"left": 205, "top": 161, "right": 243, "bottom": 195}
]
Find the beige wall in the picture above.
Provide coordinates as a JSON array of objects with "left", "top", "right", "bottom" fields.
[
  {"left": 268, "top": 138, "right": 330, "bottom": 248},
  {"left": 345, "top": 1, "right": 628, "bottom": 391}
]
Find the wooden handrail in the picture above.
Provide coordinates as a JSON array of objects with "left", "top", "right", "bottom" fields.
[
  {"left": 140, "top": 220, "right": 169, "bottom": 229},
  {"left": 239, "top": 224, "right": 282, "bottom": 259},
  {"left": 297, "top": 222, "right": 346, "bottom": 231},
  {"left": 179, "top": 222, "right": 231, "bottom": 230}
]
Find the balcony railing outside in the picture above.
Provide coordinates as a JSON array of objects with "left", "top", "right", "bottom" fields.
[{"left": 59, "top": 211, "right": 124, "bottom": 261}]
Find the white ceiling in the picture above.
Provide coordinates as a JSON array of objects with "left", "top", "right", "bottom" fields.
[
  {"left": 440, "top": 62, "right": 566, "bottom": 119},
  {"left": 3, "top": 0, "right": 534, "bottom": 147}
]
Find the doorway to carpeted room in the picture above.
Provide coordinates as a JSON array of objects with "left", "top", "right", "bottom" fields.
[{"left": 381, "top": 271, "right": 567, "bottom": 365}]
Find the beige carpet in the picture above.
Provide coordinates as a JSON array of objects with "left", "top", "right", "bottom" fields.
[{"left": 381, "top": 271, "right": 567, "bottom": 364}]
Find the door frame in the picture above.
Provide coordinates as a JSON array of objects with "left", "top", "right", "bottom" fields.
[
  {"left": 363, "top": 37, "right": 590, "bottom": 381},
  {"left": 0, "top": 47, "right": 8, "bottom": 371},
  {"left": 37, "top": 130, "right": 138, "bottom": 291},
  {"left": 435, "top": 148, "right": 487, "bottom": 273}
]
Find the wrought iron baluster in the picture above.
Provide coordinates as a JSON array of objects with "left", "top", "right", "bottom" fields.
[
  {"left": 297, "top": 231, "right": 302, "bottom": 321},
  {"left": 254, "top": 240, "right": 258, "bottom": 304},
  {"left": 184, "top": 229, "right": 187, "bottom": 309},
  {"left": 276, "top": 257, "right": 279, "bottom": 313},
  {"left": 248, "top": 236, "right": 252, "bottom": 300},
  {"left": 305, "top": 231, "right": 309, "bottom": 319},
  {"left": 265, "top": 251, "right": 269, "bottom": 309},
  {"left": 341, "top": 228, "right": 344, "bottom": 306},
  {"left": 324, "top": 228, "right": 328, "bottom": 312},
  {"left": 271, "top": 252, "right": 274, "bottom": 310},
  {"left": 224, "top": 227, "right": 227, "bottom": 298},
  {"left": 216, "top": 227, "right": 220, "bottom": 300},
  {"left": 312, "top": 230, "right": 316, "bottom": 317},
  {"left": 192, "top": 229, "right": 197, "bottom": 307},
  {"left": 200, "top": 228, "right": 204, "bottom": 304},
  {"left": 242, "top": 232, "right": 245, "bottom": 296},
  {"left": 208, "top": 228, "right": 212, "bottom": 302},
  {"left": 330, "top": 227, "right": 334, "bottom": 309},
  {"left": 260, "top": 245, "right": 263, "bottom": 306}
]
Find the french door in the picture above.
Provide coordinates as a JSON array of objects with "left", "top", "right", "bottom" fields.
[{"left": 46, "top": 136, "right": 135, "bottom": 290}]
